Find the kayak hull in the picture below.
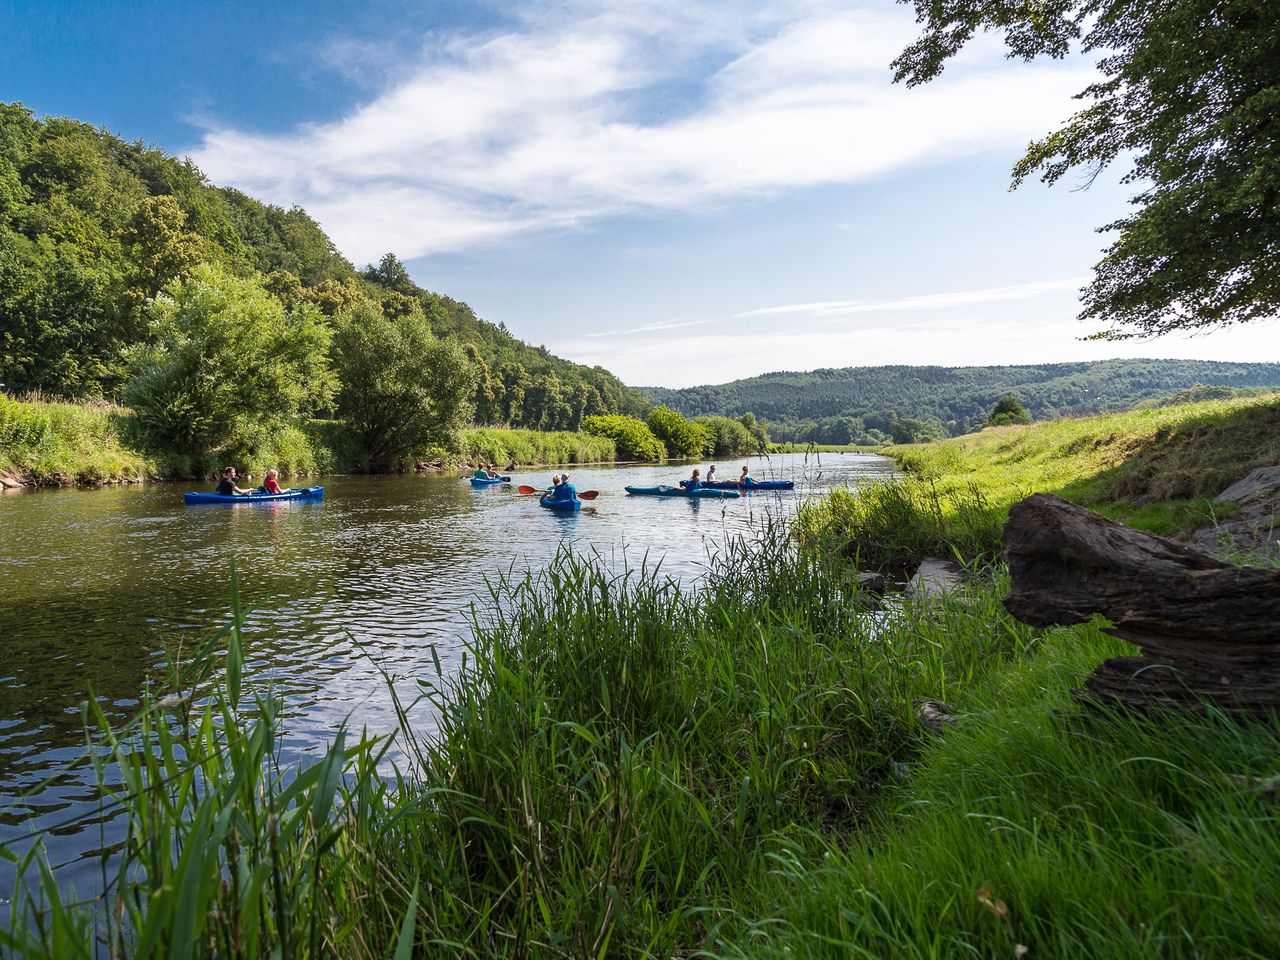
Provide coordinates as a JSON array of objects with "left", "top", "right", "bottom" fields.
[
  {"left": 680, "top": 479, "right": 794, "bottom": 491},
  {"left": 539, "top": 495, "right": 582, "bottom": 512},
  {"left": 184, "top": 486, "right": 324, "bottom": 505},
  {"left": 470, "top": 477, "right": 506, "bottom": 487},
  {"left": 625, "top": 485, "right": 740, "bottom": 499}
]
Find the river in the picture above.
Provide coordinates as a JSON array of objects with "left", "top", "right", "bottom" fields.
[{"left": 0, "top": 451, "right": 895, "bottom": 891}]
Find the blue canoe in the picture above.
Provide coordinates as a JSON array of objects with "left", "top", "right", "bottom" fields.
[
  {"left": 469, "top": 476, "right": 508, "bottom": 487},
  {"left": 625, "top": 485, "right": 740, "bottom": 499},
  {"left": 539, "top": 494, "right": 582, "bottom": 513},
  {"left": 184, "top": 486, "right": 324, "bottom": 505},
  {"left": 679, "top": 479, "right": 794, "bottom": 491}
]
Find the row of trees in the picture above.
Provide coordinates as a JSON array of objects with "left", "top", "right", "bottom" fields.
[{"left": 649, "top": 360, "right": 1280, "bottom": 440}]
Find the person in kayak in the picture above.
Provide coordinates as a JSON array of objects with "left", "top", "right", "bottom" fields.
[
  {"left": 215, "top": 466, "right": 252, "bottom": 497},
  {"left": 552, "top": 473, "right": 578, "bottom": 502},
  {"left": 257, "top": 469, "right": 288, "bottom": 495},
  {"left": 706, "top": 464, "right": 717, "bottom": 483},
  {"left": 472, "top": 465, "right": 488, "bottom": 479},
  {"left": 739, "top": 465, "right": 754, "bottom": 485},
  {"left": 688, "top": 468, "right": 703, "bottom": 489}
]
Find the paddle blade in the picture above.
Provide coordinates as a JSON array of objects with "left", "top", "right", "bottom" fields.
[
  {"left": 517, "top": 485, "right": 539, "bottom": 495},
  {"left": 578, "top": 490, "right": 599, "bottom": 500}
]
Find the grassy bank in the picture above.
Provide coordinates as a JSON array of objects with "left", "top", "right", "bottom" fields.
[
  {"left": 0, "top": 394, "right": 155, "bottom": 485},
  {"left": 797, "top": 393, "right": 1280, "bottom": 566},
  {"left": 6, "top": 529, "right": 1278, "bottom": 957},
  {"left": 0, "top": 396, "right": 633, "bottom": 485}
]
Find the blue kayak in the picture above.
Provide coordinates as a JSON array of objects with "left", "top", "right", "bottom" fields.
[
  {"left": 185, "top": 486, "right": 324, "bottom": 505},
  {"left": 539, "top": 494, "right": 582, "bottom": 513},
  {"left": 625, "top": 485, "right": 740, "bottom": 499},
  {"left": 469, "top": 476, "right": 508, "bottom": 487},
  {"left": 679, "top": 479, "right": 794, "bottom": 491}
]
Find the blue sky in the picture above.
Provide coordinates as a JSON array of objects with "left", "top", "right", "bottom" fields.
[{"left": 3, "top": 0, "right": 1275, "bottom": 386}]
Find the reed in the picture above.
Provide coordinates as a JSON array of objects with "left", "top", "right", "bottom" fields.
[{"left": 4, "top": 528, "right": 1277, "bottom": 958}]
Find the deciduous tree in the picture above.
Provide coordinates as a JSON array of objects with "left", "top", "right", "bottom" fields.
[{"left": 894, "top": 0, "right": 1280, "bottom": 336}]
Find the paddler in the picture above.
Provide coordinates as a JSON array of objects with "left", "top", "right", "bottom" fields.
[{"left": 215, "top": 466, "right": 252, "bottom": 497}]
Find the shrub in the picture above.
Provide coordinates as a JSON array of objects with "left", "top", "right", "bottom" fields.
[
  {"left": 646, "top": 405, "right": 706, "bottom": 458},
  {"left": 695, "top": 415, "right": 757, "bottom": 457},
  {"left": 582, "top": 414, "right": 666, "bottom": 461}
]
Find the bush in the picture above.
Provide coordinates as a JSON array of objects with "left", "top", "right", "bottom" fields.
[
  {"left": 332, "top": 300, "right": 477, "bottom": 470},
  {"left": 695, "top": 415, "right": 757, "bottom": 457},
  {"left": 582, "top": 414, "right": 666, "bottom": 461},
  {"left": 124, "top": 264, "right": 336, "bottom": 456},
  {"left": 646, "top": 405, "right": 706, "bottom": 458}
]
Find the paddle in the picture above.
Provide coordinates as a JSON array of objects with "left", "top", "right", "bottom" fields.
[{"left": 516, "top": 484, "right": 598, "bottom": 500}]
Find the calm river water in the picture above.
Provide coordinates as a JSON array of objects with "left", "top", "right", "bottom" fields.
[{"left": 0, "top": 452, "right": 894, "bottom": 889}]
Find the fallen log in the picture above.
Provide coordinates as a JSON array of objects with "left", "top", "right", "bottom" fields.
[{"left": 1002, "top": 493, "right": 1280, "bottom": 715}]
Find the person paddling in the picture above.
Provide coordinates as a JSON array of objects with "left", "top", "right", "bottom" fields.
[
  {"left": 215, "top": 466, "right": 252, "bottom": 497},
  {"left": 552, "top": 472, "right": 578, "bottom": 502},
  {"left": 688, "top": 468, "right": 703, "bottom": 489}
]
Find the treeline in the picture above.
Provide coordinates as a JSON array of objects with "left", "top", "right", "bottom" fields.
[
  {"left": 0, "top": 103, "right": 648, "bottom": 436},
  {"left": 644, "top": 360, "right": 1280, "bottom": 441}
]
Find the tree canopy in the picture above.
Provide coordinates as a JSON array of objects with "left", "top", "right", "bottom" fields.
[{"left": 894, "top": 0, "right": 1280, "bottom": 337}]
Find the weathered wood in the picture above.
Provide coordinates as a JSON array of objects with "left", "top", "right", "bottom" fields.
[{"left": 1001, "top": 493, "right": 1280, "bottom": 714}]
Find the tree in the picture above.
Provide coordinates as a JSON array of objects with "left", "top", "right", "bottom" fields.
[
  {"left": 894, "top": 0, "right": 1280, "bottom": 337},
  {"left": 986, "top": 393, "right": 1031, "bottom": 427},
  {"left": 647, "top": 406, "right": 706, "bottom": 458},
  {"left": 582, "top": 415, "right": 666, "bottom": 461},
  {"left": 332, "top": 300, "right": 476, "bottom": 470},
  {"left": 124, "top": 265, "right": 335, "bottom": 453},
  {"left": 125, "top": 194, "right": 201, "bottom": 302},
  {"left": 362, "top": 252, "right": 416, "bottom": 295}
]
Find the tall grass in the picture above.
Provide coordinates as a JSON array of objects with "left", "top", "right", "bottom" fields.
[
  {"left": 4, "top": 528, "right": 1278, "bottom": 957},
  {"left": 794, "top": 477, "right": 1007, "bottom": 568},
  {"left": 459, "top": 426, "right": 617, "bottom": 466},
  {"left": 798, "top": 394, "right": 1280, "bottom": 566},
  {"left": 0, "top": 394, "right": 154, "bottom": 484}
]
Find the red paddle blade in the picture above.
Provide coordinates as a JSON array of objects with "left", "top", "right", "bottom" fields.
[
  {"left": 578, "top": 490, "right": 599, "bottom": 500},
  {"left": 517, "top": 485, "right": 539, "bottom": 494}
]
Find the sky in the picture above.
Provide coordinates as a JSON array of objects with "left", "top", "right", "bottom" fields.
[{"left": 3, "top": 0, "right": 1275, "bottom": 387}]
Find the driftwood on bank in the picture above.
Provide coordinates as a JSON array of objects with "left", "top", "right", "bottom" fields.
[{"left": 1002, "top": 493, "right": 1280, "bottom": 715}]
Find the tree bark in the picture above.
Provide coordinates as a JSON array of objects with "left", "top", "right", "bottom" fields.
[{"left": 1001, "top": 493, "right": 1280, "bottom": 714}]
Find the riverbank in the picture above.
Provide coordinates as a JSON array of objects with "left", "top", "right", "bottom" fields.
[
  {"left": 6, "top": 515, "right": 1277, "bottom": 957},
  {"left": 796, "top": 393, "right": 1280, "bottom": 567},
  {"left": 0, "top": 396, "right": 683, "bottom": 487}
]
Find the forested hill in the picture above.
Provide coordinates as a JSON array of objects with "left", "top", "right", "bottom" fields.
[
  {"left": 0, "top": 102, "right": 647, "bottom": 427},
  {"left": 643, "top": 361, "right": 1280, "bottom": 443}
]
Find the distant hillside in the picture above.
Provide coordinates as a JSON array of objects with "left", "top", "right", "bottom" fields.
[
  {"left": 642, "top": 361, "right": 1280, "bottom": 443},
  {"left": 0, "top": 102, "right": 647, "bottom": 427}
]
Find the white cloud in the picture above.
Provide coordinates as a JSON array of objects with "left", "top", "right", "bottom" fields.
[
  {"left": 736, "top": 277, "right": 1091, "bottom": 320},
  {"left": 189, "top": 2, "right": 1093, "bottom": 263}
]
